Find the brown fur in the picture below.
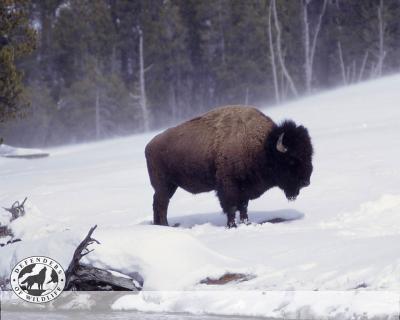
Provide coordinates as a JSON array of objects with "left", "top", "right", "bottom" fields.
[{"left": 145, "top": 105, "right": 313, "bottom": 227}]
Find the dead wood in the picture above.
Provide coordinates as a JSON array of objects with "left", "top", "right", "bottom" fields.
[
  {"left": 65, "top": 225, "right": 142, "bottom": 291},
  {"left": 3, "top": 197, "right": 27, "bottom": 221},
  {"left": 200, "top": 273, "right": 255, "bottom": 285},
  {"left": 0, "top": 238, "right": 21, "bottom": 247},
  {"left": 4, "top": 153, "right": 49, "bottom": 159},
  {"left": 65, "top": 225, "right": 100, "bottom": 289},
  {"left": 0, "top": 225, "right": 13, "bottom": 238},
  {"left": 66, "top": 265, "right": 141, "bottom": 291}
]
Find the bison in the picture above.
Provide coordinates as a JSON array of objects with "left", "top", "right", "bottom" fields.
[{"left": 145, "top": 106, "right": 313, "bottom": 228}]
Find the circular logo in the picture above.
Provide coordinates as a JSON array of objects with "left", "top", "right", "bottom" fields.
[{"left": 10, "top": 256, "right": 66, "bottom": 303}]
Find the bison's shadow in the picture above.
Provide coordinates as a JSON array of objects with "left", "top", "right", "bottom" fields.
[{"left": 141, "top": 209, "right": 304, "bottom": 228}]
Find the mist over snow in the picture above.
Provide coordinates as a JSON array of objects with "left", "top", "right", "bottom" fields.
[{"left": 1, "top": 75, "right": 400, "bottom": 318}]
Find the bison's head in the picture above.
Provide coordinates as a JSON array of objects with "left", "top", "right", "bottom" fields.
[{"left": 266, "top": 120, "right": 313, "bottom": 201}]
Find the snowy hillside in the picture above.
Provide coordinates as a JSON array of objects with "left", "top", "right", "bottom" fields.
[{"left": 1, "top": 75, "right": 400, "bottom": 318}]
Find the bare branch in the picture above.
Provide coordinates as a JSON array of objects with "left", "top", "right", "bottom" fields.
[
  {"left": 268, "top": 0, "right": 280, "bottom": 103},
  {"left": 310, "top": 0, "right": 328, "bottom": 70},
  {"left": 4, "top": 197, "right": 27, "bottom": 222},
  {"left": 303, "top": 0, "right": 311, "bottom": 90},
  {"left": 376, "top": 0, "right": 386, "bottom": 77},
  {"left": 337, "top": 41, "right": 347, "bottom": 85},
  {"left": 350, "top": 60, "right": 357, "bottom": 83},
  {"left": 304, "top": 0, "right": 328, "bottom": 92},
  {"left": 144, "top": 64, "right": 154, "bottom": 73},
  {"left": 64, "top": 225, "right": 142, "bottom": 291},
  {"left": 138, "top": 26, "right": 150, "bottom": 131},
  {"left": 65, "top": 225, "right": 99, "bottom": 289},
  {"left": 271, "top": 0, "right": 298, "bottom": 97},
  {"left": 358, "top": 51, "right": 369, "bottom": 81},
  {"left": 244, "top": 87, "right": 250, "bottom": 105}
]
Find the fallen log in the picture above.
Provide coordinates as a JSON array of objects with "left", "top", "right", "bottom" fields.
[
  {"left": 67, "top": 265, "right": 141, "bottom": 291},
  {"left": 200, "top": 273, "right": 255, "bottom": 285},
  {"left": 4, "top": 153, "right": 49, "bottom": 159},
  {"left": 65, "top": 225, "right": 142, "bottom": 291},
  {"left": 0, "top": 238, "right": 21, "bottom": 247}
]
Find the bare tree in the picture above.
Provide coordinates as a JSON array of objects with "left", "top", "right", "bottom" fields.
[
  {"left": 350, "top": 60, "right": 357, "bottom": 84},
  {"left": 358, "top": 51, "right": 369, "bottom": 82},
  {"left": 138, "top": 26, "right": 150, "bottom": 131},
  {"left": 95, "top": 88, "right": 100, "bottom": 139},
  {"left": 244, "top": 87, "right": 250, "bottom": 105},
  {"left": 218, "top": 0, "right": 226, "bottom": 65},
  {"left": 302, "top": 0, "right": 328, "bottom": 92},
  {"left": 337, "top": 41, "right": 347, "bottom": 85},
  {"left": 338, "top": 41, "right": 371, "bottom": 85},
  {"left": 268, "top": 0, "right": 280, "bottom": 103},
  {"left": 375, "top": 0, "right": 386, "bottom": 77},
  {"left": 271, "top": 0, "right": 298, "bottom": 97}
]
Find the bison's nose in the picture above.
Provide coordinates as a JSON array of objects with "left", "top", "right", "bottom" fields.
[{"left": 303, "top": 179, "right": 310, "bottom": 187}]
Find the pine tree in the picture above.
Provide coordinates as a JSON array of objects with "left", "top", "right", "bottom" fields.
[{"left": 0, "top": 0, "right": 36, "bottom": 123}]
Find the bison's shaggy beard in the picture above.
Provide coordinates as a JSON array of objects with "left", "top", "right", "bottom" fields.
[
  {"left": 285, "top": 193, "right": 299, "bottom": 201},
  {"left": 282, "top": 183, "right": 300, "bottom": 201}
]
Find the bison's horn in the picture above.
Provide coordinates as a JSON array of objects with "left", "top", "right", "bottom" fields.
[{"left": 276, "top": 133, "right": 288, "bottom": 153}]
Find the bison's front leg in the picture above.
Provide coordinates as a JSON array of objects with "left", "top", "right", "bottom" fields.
[
  {"left": 226, "top": 206, "right": 237, "bottom": 228},
  {"left": 153, "top": 192, "right": 176, "bottom": 226},
  {"left": 153, "top": 192, "right": 170, "bottom": 226},
  {"left": 239, "top": 199, "right": 249, "bottom": 224},
  {"left": 152, "top": 181, "right": 177, "bottom": 226}
]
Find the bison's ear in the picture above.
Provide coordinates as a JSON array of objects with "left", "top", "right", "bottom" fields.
[{"left": 276, "top": 132, "right": 288, "bottom": 153}]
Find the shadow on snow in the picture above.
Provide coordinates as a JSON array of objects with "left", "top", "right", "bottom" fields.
[{"left": 140, "top": 209, "right": 304, "bottom": 228}]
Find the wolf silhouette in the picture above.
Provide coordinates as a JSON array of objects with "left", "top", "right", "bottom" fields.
[{"left": 21, "top": 267, "right": 47, "bottom": 290}]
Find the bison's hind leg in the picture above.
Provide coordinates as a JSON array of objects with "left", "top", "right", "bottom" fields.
[
  {"left": 153, "top": 182, "right": 177, "bottom": 226},
  {"left": 216, "top": 179, "right": 251, "bottom": 228},
  {"left": 216, "top": 180, "right": 241, "bottom": 228},
  {"left": 146, "top": 147, "right": 177, "bottom": 226}
]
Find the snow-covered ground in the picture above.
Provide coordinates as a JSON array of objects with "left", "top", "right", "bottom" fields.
[
  {"left": 0, "top": 144, "right": 47, "bottom": 157},
  {"left": 1, "top": 75, "right": 400, "bottom": 318}
]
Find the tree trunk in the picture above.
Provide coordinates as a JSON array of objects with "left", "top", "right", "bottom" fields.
[
  {"left": 337, "top": 41, "right": 347, "bottom": 85},
  {"left": 302, "top": 0, "right": 328, "bottom": 92},
  {"left": 169, "top": 82, "right": 177, "bottom": 122},
  {"left": 138, "top": 26, "right": 150, "bottom": 131},
  {"left": 358, "top": 51, "right": 369, "bottom": 82},
  {"left": 303, "top": 0, "right": 311, "bottom": 92},
  {"left": 376, "top": 0, "right": 385, "bottom": 77},
  {"left": 218, "top": 0, "right": 226, "bottom": 65},
  {"left": 268, "top": 0, "right": 280, "bottom": 103},
  {"left": 271, "top": 0, "right": 298, "bottom": 97},
  {"left": 95, "top": 88, "right": 100, "bottom": 139}
]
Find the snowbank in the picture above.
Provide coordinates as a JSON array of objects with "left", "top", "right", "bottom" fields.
[
  {"left": 113, "top": 291, "right": 399, "bottom": 319},
  {"left": 0, "top": 144, "right": 48, "bottom": 158}
]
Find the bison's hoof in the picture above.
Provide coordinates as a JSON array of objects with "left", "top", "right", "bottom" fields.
[
  {"left": 226, "top": 221, "right": 237, "bottom": 229},
  {"left": 239, "top": 218, "right": 250, "bottom": 225}
]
